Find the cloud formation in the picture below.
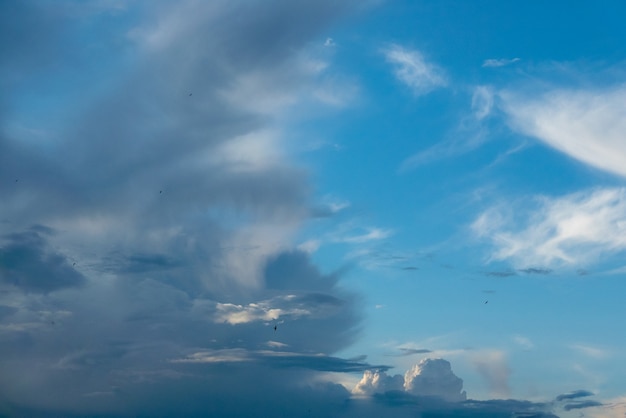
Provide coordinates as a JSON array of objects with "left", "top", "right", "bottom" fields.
[
  {"left": 353, "top": 358, "right": 466, "bottom": 402},
  {"left": 383, "top": 44, "right": 447, "bottom": 96},
  {"left": 473, "top": 188, "right": 626, "bottom": 268},
  {"left": 0, "top": 1, "right": 370, "bottom": 416},
  {"left": 500, "top": 84, "right": 626, "bottom": 178},
  {"left": 482, "top": 57, "right": 521, "bottom": 67}
]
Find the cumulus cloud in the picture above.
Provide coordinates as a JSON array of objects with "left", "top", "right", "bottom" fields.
[
  {"left": 500, "top": 84, "right": 626, "bottom": 178},
  {"left": 473, "top": 188, "right": 626, "bottom": 268},
  {"left": 352, "top": 359, "right": 561, "bottom": 418},
  {"left": 383, "top": 44, "right": 447, "bottom": 96},
  {"left": 352, "top": 359, "right": 466, "bottom": 402},
  {"left": 352, "top": 370, "right": 404, "bottom": 395},
  {"left": 404, "top": 358, "right": 467, "bottom": 402}
]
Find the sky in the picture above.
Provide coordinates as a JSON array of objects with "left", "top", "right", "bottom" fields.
[{"left": 2, "top": 1, "right": 626, "bottom": 417}]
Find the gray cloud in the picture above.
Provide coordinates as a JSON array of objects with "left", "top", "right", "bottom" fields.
[
  {"left": 0, "top": 228, "right": 86, "bottom": 292},
  {"left": 0, "top": 0, "right": 370, "bottom": 415},
  {"left": 555, "top": 389, "right": 594, "bottom": 401},
  {"left": 563, "top": 400, "right": 603, "bottom": 411}
]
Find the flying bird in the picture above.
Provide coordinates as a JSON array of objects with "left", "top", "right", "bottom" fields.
[
  {"left": 274, "top": 325, "right": 277, "bottom": 331},
  {"left": 484, "top": 300, "right": 488, "bottom": 304}
]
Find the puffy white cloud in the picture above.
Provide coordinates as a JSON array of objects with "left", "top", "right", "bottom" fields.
[
  {"left": 383, "top": 44, "right": 447, "bottom": 96},
  {"left": 500, "top": 84, "right": 626, "bottom": 178},
  {"left": 353, "top": 359, "right": 466, "bottom": 403},
  {"left": 404, "top": 358, "right": 467, "bottom": 402},
  {"left": 473, "top": 187, "right": 626, "bottom": 268},
  {"left": 352, "top": 370, "right": 404, "bottom": 396}
]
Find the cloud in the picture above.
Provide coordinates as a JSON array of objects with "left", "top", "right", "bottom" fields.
[
  {"left": 404, "top": 358, "right": 467, "bottom": 402},
  {"left": 470, "top": 350, "right": 511, "bottom": 398},
  {"left": 0, "top": 1, "right": 376, "bottom": 416},
  {"left": 513, "top": 335, "right": 535, "bottom": 351},
  {"left": 352, "top": 370, "right": 404, "bottom": 395},
  {"left": 556, "top": 389, "right": 594, "bottom": 401},
  {"left": 563, "top": 400, "right": 603, "bottom": 410},
  {"left": 570, "top": 344, "right": 611, "bottom": 359},
  {"left": 0, "top": 228, "right": 86, "bottom": 292},
  {"left": 500, "top": 84, "right": 626, "bottom": 178},
  {"left": 352, "top": 359, "right": 560, "bottom": 418},
  {"left": 472, "top": 85, "right": 494, "bottom": 120},
  {"left": 473, "top": 188, "right": 626, "bottom": 268},
  {"left": 398, "top": 85, "right": 491, "bottom": 171},
  {"left": 482, "top": 57, "right": 521, "bottom": 67},
  {"left": 383, "top": 44, "right": 447, "bottom": 96},
  {"left": 396, "top": 348, "right": 432, "bottom": 356}
]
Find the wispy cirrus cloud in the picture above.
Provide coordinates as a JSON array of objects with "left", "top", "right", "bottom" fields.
[
  {"left": 500, "top": 83, "right": 626, "bottom": 178},
  {"left": 383, "top": 44, "right": 447, "bottom": 96},
  {"left": 473, "top": 188, "right": 626, "bottom": 268},
  {"left": 482, "top": 57, "right": 520, "bottom": 68}
]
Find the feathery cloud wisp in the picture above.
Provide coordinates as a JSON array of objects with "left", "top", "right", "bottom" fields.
[{"left": 383, "top": 44, "right": 447, "bottom": 96}]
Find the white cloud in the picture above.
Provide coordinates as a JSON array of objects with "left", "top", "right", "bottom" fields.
[
  {"left": 482, "top": 57, "right": 520, "bottom": 67},
  {"left": 383, "top": 44, "right": 447, "bottom": 96},
  {"left": 404, "top": 358, "right": 467, "bottom": 402},
  {"left": 352, "top": 370, "right": 404, "bottom": 396},
  {"left": 206, "top": 293, "right": 343, "bottom": 325},
  {"left": 500, "top": 84, "right": 626, "bottom": 178},
  {"left": 471, "top": 85, "right": 494, "bottom": 120},
  {"left": 473, "top": 187, "right": 626, "bottom": 268},
  {"left": 352, "top": 358, "right": 466, "bottom": 403},
  {"left": 340, "top": 227, "right": 393, "bottom": 243}
]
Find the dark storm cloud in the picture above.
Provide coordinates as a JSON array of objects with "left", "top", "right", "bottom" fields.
[
  {"left": 0, "top": 0, "right": 371, "bottom": 415},
  {"left": 0, "top": 228, "right": 85, "bottom": 292}
]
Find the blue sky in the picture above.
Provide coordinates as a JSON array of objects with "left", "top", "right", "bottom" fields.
[{"left": 2, "top": 1, "right": 626, "bottom": 417}]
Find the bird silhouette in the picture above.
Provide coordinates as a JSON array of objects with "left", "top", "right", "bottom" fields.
[{"left": 274, "top": 325, "right": 277, "bottom": 331}]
